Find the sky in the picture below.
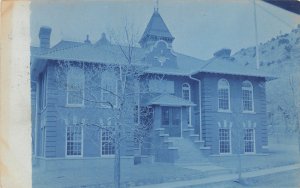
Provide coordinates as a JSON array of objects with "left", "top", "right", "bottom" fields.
[{"left": 30, "top": 0, "right": 300, "bottom": 60}]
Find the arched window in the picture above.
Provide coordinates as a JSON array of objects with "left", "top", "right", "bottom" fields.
[
  {"left": 242, "top": 81, "right": 254, "bottom": 112},
  {"left": 182, "top": 83, "right": 191, "bottom": 101},
  {"left": 218, "top": 79, "right": 230, "bottom": 111}
]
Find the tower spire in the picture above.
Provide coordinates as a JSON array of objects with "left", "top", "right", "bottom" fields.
[{"left": 154, "top": 0, "right": 159, "bottom": 12}]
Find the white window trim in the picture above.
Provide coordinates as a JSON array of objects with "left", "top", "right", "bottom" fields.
[
  {"left": 100, "top": 128, "right": 115, "bottom": 158},
  {"left": 244, "top": 128, "right": 256, "bottom": 154},
  {"left": 242, "top": 80, "right": 255, "bottom": 113},
  {"left": 65, "top": 126, "right": 84, "bottom": 158},
  {"left": 66, "top": 66, "right": 85, "bottom": 107},
  {"left": 219, "top": 128, "right": 232, "bottom": 155},
  {"left": 217, "top": 79, "right": 231, "bottom": 112}
]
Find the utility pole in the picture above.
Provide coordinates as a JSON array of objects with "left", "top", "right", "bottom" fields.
[{"left": 253, "top": 0, "right": 260, "bottom": 70}]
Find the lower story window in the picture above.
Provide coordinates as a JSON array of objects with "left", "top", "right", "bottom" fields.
[
  {"left": 101, "top": 128, "right": 115, "bottom": 156},
  {"left": 219, "top": 128, "right": 231, "bottom": 154},
  {"left": 244, "top": 129, "right": 255, "bottom": 153},
  {"left": 66, "top": 126, "right": 83, "bottom": 156}
]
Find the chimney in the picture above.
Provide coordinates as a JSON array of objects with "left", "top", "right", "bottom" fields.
[
  {"left": 213, "top": 48, "right": 231, "bottom": 58},
  {"left": 39, "top": 26, "right": 52, "bottom": 49}
]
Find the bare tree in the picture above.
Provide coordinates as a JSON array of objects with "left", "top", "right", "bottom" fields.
[{"left": 51, "top": 23, "right": 168, "bottom": 188}]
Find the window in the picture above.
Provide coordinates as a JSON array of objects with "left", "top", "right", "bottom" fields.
[
  {"left": 244, "top": 129, "right": 255, "bottom": 153},
  {"left": 101, "top": 71, "right": 117, "bottom": 107},
  {"left": 218, "top": 79, "right": 230, "bottom": 111},
  {"left": 162, "top": 107, "right": 181, "bottom": 126},
  {"left": 242, "top": 81, "right": 254, "bottom": 112},
  {"left": 40, "top": 71, "right": 47, "bottom": 109},
  {"left": 182, "top": 83, "right": 191, "bottom": 101},
  {"left": 66, "top": 126, "right": 83, "bottom": 156},
  {"left": 219, "top": 128, "right": 231, "bottom": 154},
  {"left": 101, "top": 127, "right": 115, "bottom": 156},
  {"left": 67, "top": 66, "right": 84, "bottom": 105}
]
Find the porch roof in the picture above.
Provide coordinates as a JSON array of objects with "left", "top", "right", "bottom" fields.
[{"left": 147, "top": 94, "right": 196, "bottom": 107}]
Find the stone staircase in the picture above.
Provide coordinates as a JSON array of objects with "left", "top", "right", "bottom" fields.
[
  {"left": 152, "top": 127, "right": 230, "bottom": 176},
  {"left": 153, "top": 127, "right": 211, "bottom": 163},
  {"left": 168, "top": 137, "right": 208, "bottom": 164}
]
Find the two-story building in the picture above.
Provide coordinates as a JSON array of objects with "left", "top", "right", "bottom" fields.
[{"left": 31, "top": 9, "right": 275, "bottom": 169}]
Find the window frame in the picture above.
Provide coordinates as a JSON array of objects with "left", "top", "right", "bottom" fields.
[
  {"left": 65, "top": 125, "right": 83, "bottom": 157},
  {"left": 182, "top": 83, "right": 192, "bottom": 126},
  {"left": 66, "top": 65, "right": 85, "bottom": 107},
  {"left": 217, "top": 79, "right": 231, "bottom": 112},
  {"left": 100, "top": 127, "right": 115, "bottom": 157},
  {"left": 242, "top": 80, "right": 254, "bottom": 113},
  {"left": 244, "top": 128, "right": 256, "bottom": 154},
  {"left": 219, "top": 128, "right": 231, "bottom": 154},
  {"left": 182, "top": 83, "right": 191, "bottom": 101}
]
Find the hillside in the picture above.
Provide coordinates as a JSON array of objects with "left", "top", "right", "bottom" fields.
[
  {"left": 233, "top": 25, "right": 300, "bottom": 73},
  {"left": 233, "top": 25, "right": 300, "bottom": 138}
]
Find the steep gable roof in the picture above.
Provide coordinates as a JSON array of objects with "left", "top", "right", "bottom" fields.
[{"left": 139, "top": 11, "right": 174, "bottom": 43}]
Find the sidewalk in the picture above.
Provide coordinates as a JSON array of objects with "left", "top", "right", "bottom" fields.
[{"left": 133, "top": 163, "right": 300, "bottom": 188}]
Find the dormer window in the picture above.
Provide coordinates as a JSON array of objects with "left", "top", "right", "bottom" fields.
[{"left": 218, "top": 79, "right": 230, "bottom": 111}]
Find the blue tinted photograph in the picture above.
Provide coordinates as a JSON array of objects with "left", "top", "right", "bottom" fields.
[{"left": 30, "top": 0, "right": 300, "bottom": 187}]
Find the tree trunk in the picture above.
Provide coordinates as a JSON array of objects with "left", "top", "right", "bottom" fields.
[{"left": 114, "top": 134, "right": 121, "bottom": 188}]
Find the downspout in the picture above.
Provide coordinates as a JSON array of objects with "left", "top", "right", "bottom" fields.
[{"left": 189, "top": 75, "right": 203, "bottom": 142}]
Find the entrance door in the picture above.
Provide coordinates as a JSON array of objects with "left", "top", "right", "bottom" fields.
[{"left": 162, "top": 107, "right": 181, "bottom": 137}]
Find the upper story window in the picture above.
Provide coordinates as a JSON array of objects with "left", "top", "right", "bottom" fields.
[
  {"left": 40, "top": 71, "right": 47, "bottom": 110},
  {"left": 149, "top": 79, "right": 174, "bottom": 94},
  {"left": 218, "top": 79, "right": 230, "bottom": 111},
  {"left": 182, "top": 83, "right": 191, "bottom": 101},
  {"left": 242, "top": 81, "right": 254, "bottom": 112},
  {"left": 67, "top": 66, "right": 84, "bottom": 106},
  {"left": 101, "top": 71, "right": 118, "bottom": 108}
]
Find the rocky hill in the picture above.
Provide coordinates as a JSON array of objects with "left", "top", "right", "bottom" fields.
[{"left": 233, "top": 25, "right": 300, "bottom": 138}]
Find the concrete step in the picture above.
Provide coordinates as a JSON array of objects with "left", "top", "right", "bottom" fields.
[
  {"left": 182, "top": 128, "right": 195, "bottom": 138},
  {"left": 189, "top": 134, "right": 200, "bottom": 142},
  {"left": 194, "top": 140, "right": 205, "bottom": 148},
  {"left": 154, "top": 128, "right": 165, "bottom": 135}
]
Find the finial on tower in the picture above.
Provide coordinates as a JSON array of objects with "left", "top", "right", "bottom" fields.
[{"left": 154, "top": 0, "right": 159, "bottom": 12}]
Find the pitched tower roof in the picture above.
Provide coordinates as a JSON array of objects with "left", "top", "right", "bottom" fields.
[{"left": 139, "top": 10, "right": 174, "bottom": 47}]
